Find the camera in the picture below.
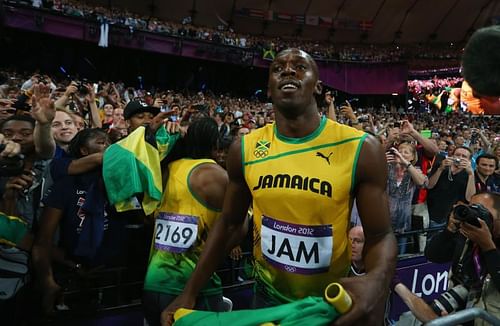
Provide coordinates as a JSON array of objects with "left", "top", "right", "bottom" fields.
[
  {"left": 470, "top": 132, "right": 479, "bottom": 144},
  {"left": 430, "top": 284, "right": 469, "bottom": 316},
  {"left": 0, "top": 144, "right": 25, "bottom": 177},
  {"left": 452, "top": 158, "right": 461, "bottom": 166},
  {"left": 357, "top": 115, "right": 370, "bottom": 123},
  {"left": 76, "top": 80, "right": 89, "bottom": 95},
  {"left": 452, "top": 203, "right": 493, "bottom": 228}
]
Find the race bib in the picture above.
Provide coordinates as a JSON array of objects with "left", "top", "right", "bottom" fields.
[
  {"left": 261, "top": 216, "right": 333, "bottom": 275},
  {"left": 155, "top": 213, "right": 198, "bottom": 253}
]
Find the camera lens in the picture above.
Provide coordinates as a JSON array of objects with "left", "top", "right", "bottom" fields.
[{"left": 430, "top": 284, "right": 468, "bottom": 315}]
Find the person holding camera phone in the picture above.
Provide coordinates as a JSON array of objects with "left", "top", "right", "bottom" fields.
[
  {"left": 339, "top": 100, "right": 364, "bottom": 131},
  {"left": 393, "top": 192, "right": 500, "bottom": 324},
  {"left": 427, "top": 146, "right": 477, "bottom": 231}
]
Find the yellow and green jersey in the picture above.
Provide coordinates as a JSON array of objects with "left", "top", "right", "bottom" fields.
[
  {"left": 143, "top": 158, "right": 222, "bottom": 296},
  {"left": 242, "top": 116, "right": 367, "bottom": 302}
]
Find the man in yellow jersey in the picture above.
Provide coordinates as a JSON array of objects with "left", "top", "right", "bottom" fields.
[
  {"left": 142, "top": 118, "right": 229, "bottom": 326},
  {"left": 164, "top": 49, "right": 397, "bottom": 326}
]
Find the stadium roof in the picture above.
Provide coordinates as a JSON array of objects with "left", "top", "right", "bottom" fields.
[{"left": 90, "top": 0, "right": 500, "bottom": 44}]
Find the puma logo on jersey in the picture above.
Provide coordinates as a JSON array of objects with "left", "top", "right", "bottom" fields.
[{"left": 316, "top": 152, "right": 333, "bottom": 165}]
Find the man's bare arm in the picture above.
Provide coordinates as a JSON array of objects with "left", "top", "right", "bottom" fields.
[{"left": 335, "top": 135, "right": 397, "bottom": 326}]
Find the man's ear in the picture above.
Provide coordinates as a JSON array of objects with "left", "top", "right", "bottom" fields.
[
  {"left": 315, "top": 80, "right": 323, "bottom": 96},
  {"left": 80, "top": 147, "right": 89, "bottom": 156}
]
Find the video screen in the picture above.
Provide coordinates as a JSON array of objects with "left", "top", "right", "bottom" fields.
[{"left": 408, "top": 77, "right": 500, "bottom": 115}]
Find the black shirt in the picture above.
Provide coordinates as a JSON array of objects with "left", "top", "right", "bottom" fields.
[{"left": 427, "top": 156, "right": 469, "bottom": 223}]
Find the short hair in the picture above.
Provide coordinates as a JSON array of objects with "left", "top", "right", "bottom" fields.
[
  {"left": 68, "top": 128, "right": 107, "bottom": 158},
  {"left": 56, "top": 107, "right": 76, "bottom": 121},
  {"left": 274, "top": 48, "right": 319, "bottom": 76},
  {"left": 473, "top": 192, "right": 500, "bottom": 220},
  {"left": 0, "top": 115, "right": 35, "bottom": 131},
  {"left": 462, "top": 26, "right": 500, "bottom": 97},
  {"left": 476, "top": 153, "right": 498, "bottom": 167},
  {"left": 454, "top": 146, "right": 473, "bottom": 158}
]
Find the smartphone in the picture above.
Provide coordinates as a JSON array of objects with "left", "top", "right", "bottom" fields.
[{"left": 93, "top": 83, "right": 99, "bottom": 94}]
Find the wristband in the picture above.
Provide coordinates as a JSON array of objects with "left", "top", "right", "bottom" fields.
[{"left": 406, "top": 162, "right": 412, "bottom": 168}]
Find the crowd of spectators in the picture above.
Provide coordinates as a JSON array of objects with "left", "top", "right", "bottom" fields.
[
  {"left": 0, "top": 62, "right": 498, "bottom": 323},
  {"left": 4, "top": 0, "right": 463, "bottom": 65}
]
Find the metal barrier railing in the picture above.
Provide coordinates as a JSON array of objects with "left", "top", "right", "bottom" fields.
[{"left": 426, "top": 307, "right": 500, "bottom": 326}]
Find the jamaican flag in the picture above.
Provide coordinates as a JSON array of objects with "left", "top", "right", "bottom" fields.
[
  {"left": 174, "top": 296, "right": 340, "bottom": 326},
  {"left": 103, "top": 125, "right": 180, "bottom": 216}
]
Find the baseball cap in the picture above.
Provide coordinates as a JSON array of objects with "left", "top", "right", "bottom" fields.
[{"left": 124, "top": 100, "right": 160, "bottom": 120}]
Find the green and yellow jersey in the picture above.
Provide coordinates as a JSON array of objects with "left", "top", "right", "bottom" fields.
[
  {"left": 143, "top": 158, "right": 222, "bottom": 296},
  {"left": 242, "top": 116, "right": 367, "bottom": 301}
]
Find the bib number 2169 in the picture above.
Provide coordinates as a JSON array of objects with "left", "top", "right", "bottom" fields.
[{"left": 155, "top": 213, "right": 198, "bottom": 253}]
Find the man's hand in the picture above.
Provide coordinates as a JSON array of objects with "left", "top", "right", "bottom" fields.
[
  {"left": 325, "top": 92, "right": 334, "bottom": 105},
  {"left": 65, "top": 82, "right": 78, "bottom": 97},
  {"left": 153, "top": 97, "right": 164, "bottom": 108},
  {"left": 0, "top": 134, "right": 21, "bottom": 157},
  {"left": 85, "top": 84, "right": 96, "bottom": 102},
  {"left": 458, "top": 159, "right": 473, "bottom": 175},
  {"left": 440, "top": 157, "right": 453, "bottom": 170},
  {"left": 339, "top": 101, "right": 357, "bottom": 121},
  {"left": 5, "top": 172, "right": 33, "bottom": 193},
  {"left": 334, "top": 274, "right": 388, "bottom": 326},
  {"left": 31, "top": 84, "right": 56, "bottom": 125},
  {"left": 161, "top": 293, "right": 196, "bottom": 326},
  {"left": 460, "top": 219, "right": 496, "bottom": 251},
  {"left": 150, "top": 112, "right": 180, "bottom": 135},
  {"left": 400, "top": 120, "right": 416, "bottom": 135}
]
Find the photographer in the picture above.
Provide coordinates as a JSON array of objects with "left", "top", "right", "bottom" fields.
[
  {"left": 54, "top": 81, "right": 101, "bottom": 129},
  {"left": 425, "top": 192, "right": 500, "bottom": 323},
  {"left": 427, "top": 146, "right": 476, "bottom": 229},
  {"left": 393, "top": 192, "right": 499, "bottom": 324},
  {"left": 0, "top": 84, "right": 57, "bottom": 228}
]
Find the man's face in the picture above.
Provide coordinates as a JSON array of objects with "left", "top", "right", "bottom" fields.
[
  {"left": 476, "top": 158, "right": 496, "bottom": 178},
  {"left": 1, "top": 120, "right": 34, "bottom": 154},
  {"left": 453, "top": 148, "right": 471, "bottom": 161},
  {"left": 127, "top": 111, "right": 154, "bottom": 132},
  {"left": 268, "top": 49, "right": 321, "bottom": 111},
  {"left": 73, "top": 115, "right": 85, "bottom": 131},
  {"left": 349, "top": 226, "right": 365, "bottom": 263},
  {"left": 0, "top": 100, "right": 15, "bottom": 122},
  {"left": 82, "top": 134, "right": 110, "bottom": 156},
  {"left": 237, "top": 127, "right": 250, "bottom": 137},
  {"left": 224, "top": 114, "right": 234, "bottom": 124},
  {"left": 463, "top": 129, "right": 471, "bottom": 140},
  {"left": 454, "top": 136, "right": 465, "bottom": 147},
  {"left": 438, "top": 140, "right": 447, "bottom": 151},
  {"left": 51, "top": 111, "right": 77, "bottom": 145}
]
